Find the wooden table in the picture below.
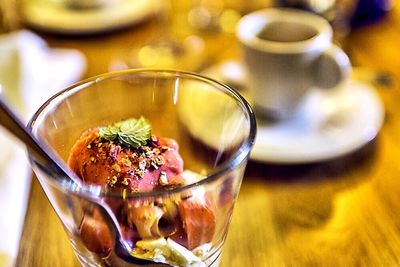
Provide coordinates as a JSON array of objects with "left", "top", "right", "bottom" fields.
[{"left": 16, "top": 2, "right": 400, "bottom": 267}]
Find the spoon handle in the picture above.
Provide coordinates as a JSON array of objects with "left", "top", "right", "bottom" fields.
[{"left": 0, "top": 97, "right": 71, "bottom": 178}]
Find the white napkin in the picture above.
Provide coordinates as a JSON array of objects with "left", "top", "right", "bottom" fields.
[{"left": 0, "top": 30, "right": 86, "bottom": 267}]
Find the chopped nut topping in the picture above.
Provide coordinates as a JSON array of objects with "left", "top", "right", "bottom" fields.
[
  {"left": 135, "top": 169, "right": 145, "bottom": 178},
  {"left": 155, "top": 156, "right": 165, "bottom": 165},
  {"left": 120, "top": 157, "right": 132, "bottom": 167},
  {"left": 108, "top": 176, "right": 117, "bottom": 187},
  {"left": 151, "top": 161, "right": 159, "bottom": 170},
  {"left": 138, "top": 159, "right": 147, "bottom": 170},
  {"left": 121, "top": 178, "right": 130, "bottom": 186},
  {"left": 112, "top": 164, "right": 121, "bottom": 172},
  {"left": 159, "top": 171, "right": 168, "bottom": 186}
]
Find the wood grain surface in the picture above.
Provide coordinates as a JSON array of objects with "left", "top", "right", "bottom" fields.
[{"left": 16, "top": 1, "right": 400, "bottom": 267}]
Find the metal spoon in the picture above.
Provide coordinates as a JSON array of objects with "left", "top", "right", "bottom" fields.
[{"left": 0, "top": 97, "right": 170, "bottom": 266}]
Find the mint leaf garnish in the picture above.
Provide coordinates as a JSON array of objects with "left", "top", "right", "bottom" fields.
[
  {"left": 99, "top": 125, "right": 119, "bottom": 141},
  {"left": 99, "top": 117, "right": 152, "bottom": 148}
]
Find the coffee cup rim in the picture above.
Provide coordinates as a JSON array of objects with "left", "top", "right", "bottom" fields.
[{"left": 236, "top": 8, "right": 333, "bottom": 54}]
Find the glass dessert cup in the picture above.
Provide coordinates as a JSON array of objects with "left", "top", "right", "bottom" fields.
[{"left": 28, "top": 69, "right": 256, "bottom": 267}]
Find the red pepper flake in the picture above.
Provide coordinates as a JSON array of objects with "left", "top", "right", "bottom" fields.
[{"left": 109, "top": 144, "right": 121, "bottom": 159}]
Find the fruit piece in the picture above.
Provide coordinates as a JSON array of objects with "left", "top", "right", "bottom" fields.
[
  {"left": 178, "top": 198, "right": 216, "bottom": 250},
  {"left": 79, "top": 210, "right": 113, "bottom": 257},
  {"left": 126, "top": 201, "right": 164, "bottom": 239}
]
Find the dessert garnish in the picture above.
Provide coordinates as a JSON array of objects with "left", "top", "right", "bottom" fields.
[
  {"left": 67, "top": 117, "right": 217, "bottom": 267},
  {"left": 99, "top": 116, "right": 151, "bottom": 148}
]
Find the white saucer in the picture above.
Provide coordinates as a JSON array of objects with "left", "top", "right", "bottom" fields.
[
  {"left": 201, "top": 61, "right": 385, "bottom": 164},
  {"left": 20, "top": 0, "right": 161, "bottom": 35},
  {"left": 251, "top": 80, "right": 384, "bottom": 163}
]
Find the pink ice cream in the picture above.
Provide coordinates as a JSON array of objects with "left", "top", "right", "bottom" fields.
[
  {"left": 68, "top": 128, "right": 185, "bottom": 192},
  {"left": 67, "top": 125, "right": 216, "bottom": 259}
]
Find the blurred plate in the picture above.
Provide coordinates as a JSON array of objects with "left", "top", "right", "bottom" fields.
[
  {"left": 20, "top": 0, "right": 161, "bottom": 35},
  {"left": 202, "top": 62, "right": 385, "bottom": 164},
  {"left": 251, "top": 80, "right": 384, "bottom": 163}
]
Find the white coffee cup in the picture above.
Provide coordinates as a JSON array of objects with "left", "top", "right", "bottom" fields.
[{"left": 236, "top": 8, "right": 351, "bottom": 120}]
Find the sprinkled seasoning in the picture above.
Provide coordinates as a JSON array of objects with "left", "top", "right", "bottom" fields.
[
  {"left": 155, "top": 156, "right": 165, "bottom": 166},
  {"left": 135, "top": 169, "right": 145, "bottom": 178},
  {"left": 150, "top": 161, "right": 159, "bottom": 170},
  {"left": 79, "top": 118, "right": 178, "bottom": 192},
  {"left": 108, "top": 176, "right": 117, "bottom": 187},
  {"left": 112, "top": 164, "right": 121, "bottom": 172},
  {"left": 138, "top": 159, "right": 147, "bottom": 170},
  {"left": 159, "top": 171, "right": 168, "bottom": 186},
  {"left": 121, "top": 178, "right": 130, "bottom": 186},
  {"left": 120, "top": 157, "right": 132, "bottom": 167}
]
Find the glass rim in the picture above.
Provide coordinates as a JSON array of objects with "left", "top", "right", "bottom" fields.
[{"left": 28, "top": 68, "right": 257, "bottom": 199}]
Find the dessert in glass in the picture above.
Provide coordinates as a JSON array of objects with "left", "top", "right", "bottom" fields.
[{"left": 28, "top": 69, "right": 256, "bottom": 266}]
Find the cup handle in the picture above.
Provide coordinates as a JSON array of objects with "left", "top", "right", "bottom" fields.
[{"left": 312, "top": 44, "right": 351, "bottom": 89}]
